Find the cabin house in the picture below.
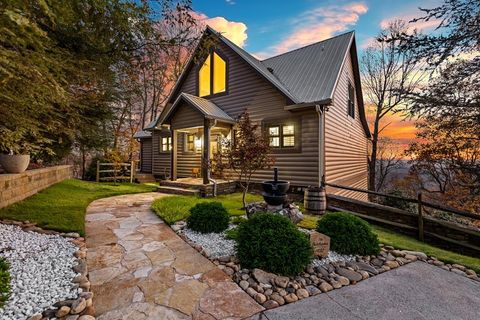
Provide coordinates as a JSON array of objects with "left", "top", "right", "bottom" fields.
[{"left": 136, "top": 27, "right": 370, "bottom": 199}]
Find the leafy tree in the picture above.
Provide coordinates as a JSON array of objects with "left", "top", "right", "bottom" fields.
[
  {"left": 213, "top": 111, "right": 274, "bottom": 210},
  {"left": 0, "top": 0, "right": 196, "bottom": 161}
]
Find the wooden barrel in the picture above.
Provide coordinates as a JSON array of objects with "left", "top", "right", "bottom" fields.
[{"left": 304, "top": 186, "right": 326, "bottom": 215}]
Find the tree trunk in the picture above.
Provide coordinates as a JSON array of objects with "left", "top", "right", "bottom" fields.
[{"left": 81, "top": 148, "right": 86, "bottom": 180}]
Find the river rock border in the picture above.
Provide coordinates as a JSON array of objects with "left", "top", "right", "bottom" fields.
[
  {"left": 0, "top": 219, "right": 95, "bottom": 320},
  {"left": 172, "top": 221, "right": 479, "bottom": 310}
]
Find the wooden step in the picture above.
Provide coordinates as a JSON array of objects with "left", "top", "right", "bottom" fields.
[
  {"left": 160, "top": 180, "right": 203, "bottom": 190},
  {"left": 157, "top": 186, "right": 200, "bottom": 196}
]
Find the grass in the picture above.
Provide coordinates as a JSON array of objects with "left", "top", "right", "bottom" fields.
[
  {"left": 152, "top": 193, "right": 480, "bottom": 272},
  {"left": 0, "top": 179, "right": 157, "bottom": 236},
  {"left": 0, "top": 258, "right": 10, "bottom": 308},
  {"left": 297, "top": 213, "right": 480, "bottom": 273},
  {"left": 151, "top": 192, "right": 262, "bottom": 224}
]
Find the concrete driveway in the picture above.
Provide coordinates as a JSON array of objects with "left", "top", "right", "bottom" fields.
[{"left": 249, "top": 262, "right": 480, "bottom": 320}]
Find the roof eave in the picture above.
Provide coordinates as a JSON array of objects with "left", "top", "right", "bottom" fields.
[{"left": 284, "top": 99, "right": 332, "bottom": 111}]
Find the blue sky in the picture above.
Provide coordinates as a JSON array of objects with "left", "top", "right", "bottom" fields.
[{"left": 192, "top": 0, "right": 440, "bottom": 58}]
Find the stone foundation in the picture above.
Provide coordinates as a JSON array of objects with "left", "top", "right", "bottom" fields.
[{"left": 0, "top": 165, "right": 73, "bottom": 209}]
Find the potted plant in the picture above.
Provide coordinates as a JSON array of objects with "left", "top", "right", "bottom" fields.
[{"left": 0, "top": 138, "right": 32, "bottom": 174}]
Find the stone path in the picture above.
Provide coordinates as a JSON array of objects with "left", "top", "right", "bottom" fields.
[
  {"left": 86, "top": 193, "right": 263, "bottom": 320},
  {"left": 249, "top": 261, "right": 480, "bottom": 320}
]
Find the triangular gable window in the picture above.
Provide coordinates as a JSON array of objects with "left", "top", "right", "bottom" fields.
[{"left": 198, "top": 51, "right": 227, "bottom": 97}]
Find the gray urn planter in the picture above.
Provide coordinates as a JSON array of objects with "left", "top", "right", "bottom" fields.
[{"left": 0, "top": 154, "right": 30, "bottom": 173}]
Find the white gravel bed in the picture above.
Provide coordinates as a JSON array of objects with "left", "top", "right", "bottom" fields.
[
  {"left": 182, "top": 227, "right": 236, "bottom": 259},
  {"left": 311, "top": 251, "right": 355, "bottom": 268},
  {"left": 0, "top": 224, "right": 79, "bottom": 320}
]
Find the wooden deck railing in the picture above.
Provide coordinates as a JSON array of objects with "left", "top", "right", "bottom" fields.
[{"left": 324, "top": 182, "right": 479, "bottom": 245}]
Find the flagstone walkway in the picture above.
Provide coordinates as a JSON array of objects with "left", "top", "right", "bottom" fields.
[{"left": 85, "top": 192, "right": 263, "bottom": 320}]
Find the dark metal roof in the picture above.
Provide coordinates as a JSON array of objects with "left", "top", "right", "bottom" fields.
[
  {"left": 133, "top": 130, "right": 152, "bottom": 139},
  {"left": 162, "top": 93, "right": 235, "bottom": 124},
  {"left": 262, "top": 32, "right": 354, "bottom": 104}
]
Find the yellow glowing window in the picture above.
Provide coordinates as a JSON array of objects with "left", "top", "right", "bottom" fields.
[
  {"left": 267, "top": 123, "right": 296, "bottom": 148},
  {"left": 213, "top": 52, "right": 226, "bottom": 94},
  {"left": 198, "top": 55, "right": 211, "bottom": 97},
  {"left": 198, "top": 51, "right": 227, "bottom": 97},
  {"left": 161, "top": 137, "right": 172, "bottom": 152}
]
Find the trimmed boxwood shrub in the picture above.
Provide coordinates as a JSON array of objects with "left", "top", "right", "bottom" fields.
[
  {"left": 236, "top": 213, "right": 313, "bottom": 276},
  {"left": 187, "top": 202, "right": 229, "bottom": 233},
  {"left": 316, "top": 212, "right": 380, "bottom": 255}
]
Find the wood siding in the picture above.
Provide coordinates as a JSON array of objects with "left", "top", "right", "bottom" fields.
[
  {"left": 325, "top": 48, "right": 369, "bottom": 200},
  {"left": 176, "top": 132, "right": 202, "bottom": 178},
  {"left": 152, "top": 131, "right": 170, "bottom": 177},
  {"left": 170, "top": 102, "right": 204, "bottom": 130},
  {"left": 140, "top": 138, "right": 152, "bottom": 173},
  {"left": 170, "top": 41, "right": 320, "bottom": 186}
]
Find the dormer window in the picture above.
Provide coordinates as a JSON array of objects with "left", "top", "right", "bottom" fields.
[{"left": 198, "top": 51, "right": 227, "bottom": 97}]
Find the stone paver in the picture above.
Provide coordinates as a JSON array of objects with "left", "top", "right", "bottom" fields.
[
  {"left": 249, "top": 261, "right": 480, "bottom": 320},
  {"left": 86, "top": 193, "right": 263, "bottom": 320}
]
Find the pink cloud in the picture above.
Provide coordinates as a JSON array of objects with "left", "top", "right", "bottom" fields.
[
  {"left": 380, "top": 13, "right": 440, "bottom": 32},
  {"left": 256, "top": 2, "right": 368, "bottom": 58},
  {"left": 192, "top": 12, "right": 248, "bottom": 48}
]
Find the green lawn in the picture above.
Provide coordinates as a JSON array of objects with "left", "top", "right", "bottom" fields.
[
  {"left": 151, "top": 192, "right": 262, "bottom": 224},
  {"left": 153, "top": 193, "right": 480, "bottom": 273},
  {"left": 0, "top": 179, "right": 157, "bottom": 236}
]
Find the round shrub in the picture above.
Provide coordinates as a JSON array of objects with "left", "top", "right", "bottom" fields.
[
  {"left": 187, "top": 202, "right": 229, "bottom": 233},
  {"left": 236, "top": 213, "right": 313, "bottom": 276},
  {"left": 316, "top": 212, "right": 380, "bottom": 255}
]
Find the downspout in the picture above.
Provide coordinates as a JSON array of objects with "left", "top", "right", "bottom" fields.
[{"left": 315, "top": 105, "right": 327, "bottom": 187}]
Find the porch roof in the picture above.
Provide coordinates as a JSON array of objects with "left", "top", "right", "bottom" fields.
[{"left": 160, "top": 93, "right": 235, "bottom": 125}]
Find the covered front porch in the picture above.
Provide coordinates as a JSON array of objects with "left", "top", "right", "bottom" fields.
[{"left": 160, "top": 93, "right": 236, "bottom": 184}]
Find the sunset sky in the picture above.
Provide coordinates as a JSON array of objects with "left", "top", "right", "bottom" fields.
[{"left": 191, "top": 0, "right": 442, "bottom": 147}]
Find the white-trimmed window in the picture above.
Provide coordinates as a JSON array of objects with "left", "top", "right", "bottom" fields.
[
  {"left": 267, "top": 123, "right": 297, "bottom": 148},
  {"left": 161, "top": 137, "right": 172, "bottom": 152}
]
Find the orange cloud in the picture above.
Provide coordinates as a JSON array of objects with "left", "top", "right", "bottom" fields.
[
  {"left": 192, "top": 12, "right": 248, "bottom": 48},
  {"left": 255, "top": 2, "right": 368, "bottom": 58}
]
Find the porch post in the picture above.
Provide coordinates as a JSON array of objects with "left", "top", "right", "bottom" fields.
[
  {"left": 202, "top": 118, "right": 211, "bottom": 184},
  {"left": 315, "top": 105, "right": 326, "bottom": 186},
  {"left": 170, "top": 128, "right": 177, "bottom": 181}
]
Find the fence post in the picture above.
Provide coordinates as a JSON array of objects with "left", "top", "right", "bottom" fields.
[
  {"left": 96, "top": 160, "right": 100, "bottom": 183},
  {"left": 130, "top": 161, "right": 134, "bottom": 183},
  {"left": 417, "top": 192, "right": 424, "bottom": 242}
]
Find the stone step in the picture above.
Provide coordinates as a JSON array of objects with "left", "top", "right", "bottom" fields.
[
  {"left": 157, "top": 186, "right": 200, "bottom": 196},
  {"left": 160, "top": 180, "right": 203, "bottom": 190},
  {"left": 136, "top": 173, "right": 156, "bottom": 183}
]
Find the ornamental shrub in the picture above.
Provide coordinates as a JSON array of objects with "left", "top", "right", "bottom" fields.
[
  {"left": 236, "top": 213, "right": 313, "bottom": 276},
  {"left": 187, "top": 202, "right": 229, "bottom": 233},
  {"left": 316, "top": 212, "right": 380, "bottom": 255}
]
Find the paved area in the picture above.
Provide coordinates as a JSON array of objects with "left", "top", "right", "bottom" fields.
[
  {"left": 250, "top": 261, "right": 480, "bottom": 320},
  {"left": 85, "top": 193, "right": 263, "bottom": 320}
]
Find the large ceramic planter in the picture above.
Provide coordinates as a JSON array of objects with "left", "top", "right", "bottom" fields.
[{"left": 0, "top": 154, "right": 30, "bottom": 173}]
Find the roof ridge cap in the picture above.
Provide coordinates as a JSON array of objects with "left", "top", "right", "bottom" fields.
[{"left": 261, "top": 31, "right": 354, "bottom": 62}]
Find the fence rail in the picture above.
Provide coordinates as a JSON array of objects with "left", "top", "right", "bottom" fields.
[
  {"left": 96, "top": 160, "right": 135, "bottom": 183},
  {"left": 324, "top": 182, "right": 480, "bottom": 252}
]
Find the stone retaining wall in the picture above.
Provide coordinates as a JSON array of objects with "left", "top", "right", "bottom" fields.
[{"left": 0, "top": 165, "right": 73, "bottom": 209}]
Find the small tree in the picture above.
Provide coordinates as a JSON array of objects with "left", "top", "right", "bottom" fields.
[{"left": 215, "top": 111, "right": 274, "bottom": 210}]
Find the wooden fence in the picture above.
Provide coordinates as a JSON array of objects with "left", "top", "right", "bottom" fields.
[
  {"left": 96, "top": 161, "right": 135, "bottom": 183},
  {"left": 325, "top": 182, "right": 480, "bottom": 256}
]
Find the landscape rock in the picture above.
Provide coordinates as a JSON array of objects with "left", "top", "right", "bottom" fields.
[
  {"left": 71, "top": 298, "right": 87, "bottom": 314},
  {"left": 263, "top": 300, "right": 279, "bottom": 309},
  {"left": 310, "top": 232, "right": 330, "bottom": 258},
  {"left": 252, "top": 269, "right": 276, "bottom": 285},
  {"left": 336, "top": 268, "right": 362, "bottom": 283},
  {"left": 274, "top": 276, "right": 289, "bottom": 288},
  {"left": 319, "top": 282, "right": 333, "bottom": 292},
  {"left": 296, "top": 288, "right": 309, "bottom": 299}
]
